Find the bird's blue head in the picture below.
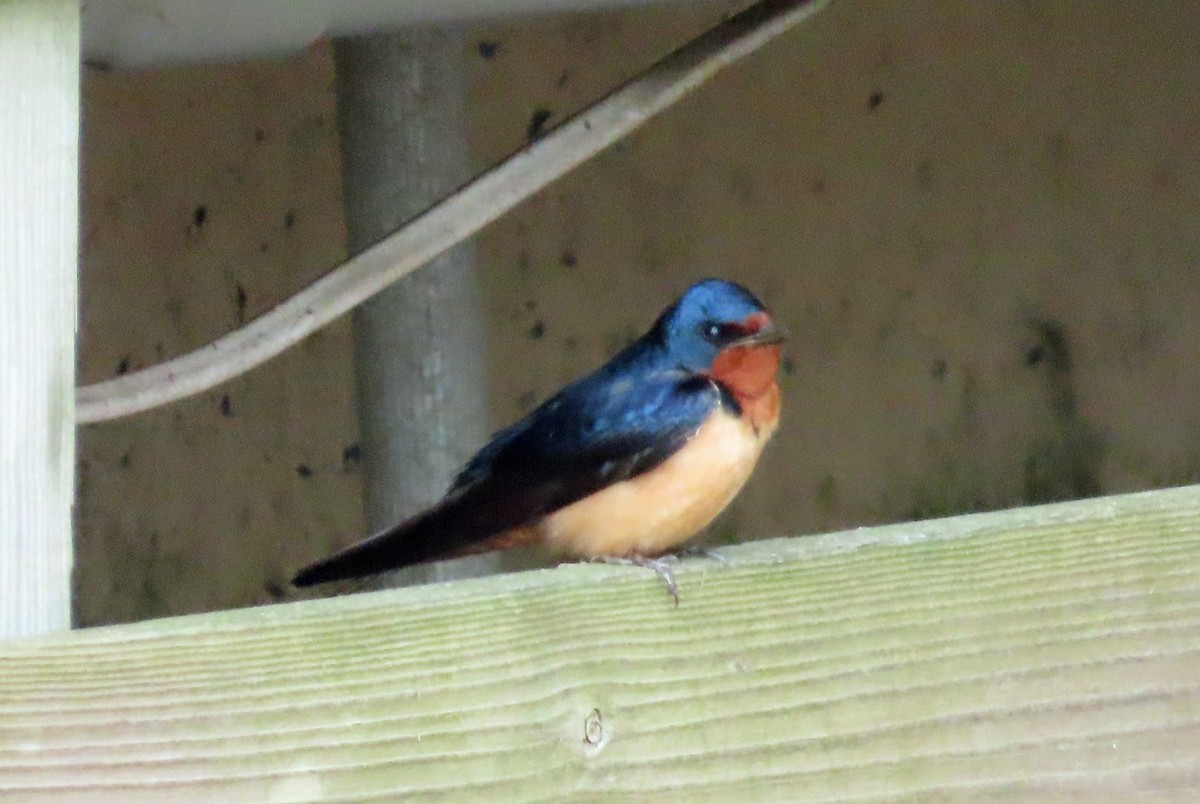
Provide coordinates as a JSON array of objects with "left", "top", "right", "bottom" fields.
[{"left": 652, "top": 279, "right": 785, "bottom": 375}]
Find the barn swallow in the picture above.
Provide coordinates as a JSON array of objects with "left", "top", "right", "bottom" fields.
[{"left": 293, "top": 278, "right": 784, "bottom": 602}]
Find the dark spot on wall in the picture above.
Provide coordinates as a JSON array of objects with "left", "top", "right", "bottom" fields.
[
  {"left": 220, "top": 394, "right": 233, "bottom": 417},
  {"left": 523, "top": 298, "right": 537, "bottom": 311},
  {"left": 564, "top": 336, "right": 578, "bottom": 351},
  {"left": 263, "top": 580, "right": 285, "bottom": 600},
  {"left": 526, "top": 107, "right": 553, "bottom": 141},
  {"left": 296, "top": 464, "right": 313, "bottom": 479},
  {"left": 119, "top": 450, "right": 131, "bottom": 468},
  {"left": 815, "top": 474, "right": 838, "bottom": 513},
  {"left": 342, "top": 443, "right": 361, "bottom": 472},
  {"left": 517, "top": 390, "right": 538, "bottom": 411},
  {"left": 259, "top": 243, "right": 269, "bottom": 254},
  {"left": 528, "top": 320, "right": 546, "bottom": 339},
  {"left": 477, "top": 40, "right": 499, "bottom": 59},
  {"left": 193, "top": 205, "right": 207, "bottom": 227},
  {"left": 1022, "top": 436, "right": 1102, "bottom": 505},
  {"left": 235, "top": 283, "right": 248, "bottom": 324},
  {"left": 781, "top": 356, "right": 795, "bottom": 376},
  {"left": 254, "top": 128, "right": 266, "bottom": 143},
  {"left": 868, "top": 91, "right": 885, "bottom": 110},
  {"left": 560, "top": 250, "right": 578, "bottom": 268},
  {"left": 284, "top": 210, "right": 296, "bottom": 230},
  {"left": 1021, "top": 318, "right": 1106, "bottom": 504},
  {"left": 1026, "top": 320, "right": 1073, "bottom": 417},
  {"left": 811, "top": 177, "right": 826, "bottom": 195},
  {"left": 556, "top": 71, "right": 571, "bottom": 89},
  {"left": 116, "top": 355, "right": 131, "bottom": 376},
  {"left": 154, "top": 341, "right": 164, "bottom": 359},
  {"left": 931, "top": 358, "right": 947, "bottom": 381}
]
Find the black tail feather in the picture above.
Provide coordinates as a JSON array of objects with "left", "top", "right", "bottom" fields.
[
  {"left": 293, "top": 501, "right": 463, "bottom": 587},
  {"left": 291, "top": 481, "right": 534, "bottom": 587}
]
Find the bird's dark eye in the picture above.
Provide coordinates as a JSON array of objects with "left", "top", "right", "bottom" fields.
[{"left": 701, "top": 322, "right": 723, "bottom": 341}]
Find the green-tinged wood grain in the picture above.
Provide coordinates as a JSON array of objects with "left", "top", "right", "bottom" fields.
[{"left": 2, "top": 487, "right": 1200, "bottom": 801}]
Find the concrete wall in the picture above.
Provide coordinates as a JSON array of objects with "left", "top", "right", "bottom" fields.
[
  {"left": 78, "top": 48, "right": 361, "bottom": 624},
  {"left": 77, "top": 0, "right": 1200, "bottom": 625}
]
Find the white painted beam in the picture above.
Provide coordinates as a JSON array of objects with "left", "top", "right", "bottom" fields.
[
  {"left": 0, "top": 0, "right": 80, "bottom": 638},
  {"left": 83, "top": 0, "right": 679, "bottom": 67}
]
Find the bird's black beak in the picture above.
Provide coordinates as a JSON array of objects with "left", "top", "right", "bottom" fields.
[{"left": 733, "top": 318, "right": 787, "bottom": 348}]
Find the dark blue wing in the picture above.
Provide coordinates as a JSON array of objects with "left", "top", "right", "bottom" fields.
[
  {"left": 293, "top": 351, "right": 721, "bottom": 586},
  {"left": 450, "top": 367, "right": 720, "bottom": 507}
]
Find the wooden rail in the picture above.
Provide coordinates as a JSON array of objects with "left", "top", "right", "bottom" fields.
[{"left": 2, "top": 485, "right": 1198, "bottom": 800}]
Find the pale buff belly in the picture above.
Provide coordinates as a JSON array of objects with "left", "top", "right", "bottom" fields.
[{"left": 535, "top": 406, "right": 776, "bottom": 558}]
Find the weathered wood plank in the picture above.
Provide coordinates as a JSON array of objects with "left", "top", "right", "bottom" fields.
[
  {"left": 0, "top": 0, "right": 80, "bottom": 638},
  {"left": 1, "top": 486, "right": 1199, "bottom": 800}
]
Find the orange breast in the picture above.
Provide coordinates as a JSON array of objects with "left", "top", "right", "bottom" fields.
[
  {"left": 535, "top": 405, "right": 777, "bottom": 559},
  {"left": 711, "top": 343, "right": 782, "bottom": 435}
]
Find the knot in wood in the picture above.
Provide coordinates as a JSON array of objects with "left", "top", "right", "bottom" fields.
[{"left": 583, "top": 708, "right": 604, "bottom": 746}]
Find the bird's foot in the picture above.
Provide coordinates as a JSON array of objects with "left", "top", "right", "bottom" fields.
[{"left": 595, "top": 554, "right": 679, "bottom": 606}]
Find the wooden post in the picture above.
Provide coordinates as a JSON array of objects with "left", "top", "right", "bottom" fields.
[
  {"left": 334, "top": 28, "right": 500, "bottom": 584},
  {"left": 0, "top": 0, "right": 79, "bottom": 638}
]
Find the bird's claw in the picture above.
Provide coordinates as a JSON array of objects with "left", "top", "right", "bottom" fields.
[
  {"left": 595, "top": 554, "right": 680, "bottom": 606},
  {"left": 638, "top": 557, "right": 680, "bottom": 606}
]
